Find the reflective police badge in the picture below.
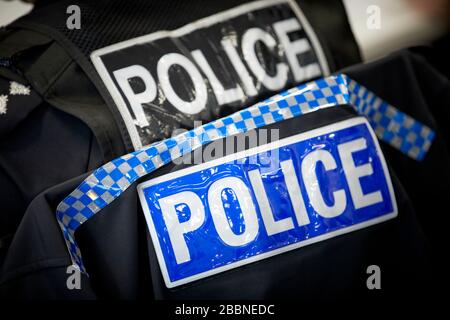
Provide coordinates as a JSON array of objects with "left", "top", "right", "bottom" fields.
[
  {"left": 91, "top": 0, "right": 328, "bottom": 149},
  {"left": 137, "top": 117, "right": 398, "bottom": 288}
]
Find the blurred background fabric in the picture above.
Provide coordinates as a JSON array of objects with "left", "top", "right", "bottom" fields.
[
  {"left": 0, "top": 0, "right": 32, "bottom": 26},
  {"left": 343, "top": 0, "right": 448, "bottom": 61}
]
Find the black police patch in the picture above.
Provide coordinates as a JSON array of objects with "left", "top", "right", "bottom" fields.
[{"left": 91, "top": 0, "right": 328, "bottom": 149}]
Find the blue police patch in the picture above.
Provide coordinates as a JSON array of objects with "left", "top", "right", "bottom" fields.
[{"left": 138, "top": 117, "right": 397, "bottom": 288}]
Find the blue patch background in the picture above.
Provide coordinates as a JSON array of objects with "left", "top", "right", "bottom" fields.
[{"left": 141, "top": 122, "right": 394, "bottom": 282}]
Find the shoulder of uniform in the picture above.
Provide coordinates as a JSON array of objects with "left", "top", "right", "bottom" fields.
[{"left": 0, "top": 74, "right": 42, "bottom": 136}]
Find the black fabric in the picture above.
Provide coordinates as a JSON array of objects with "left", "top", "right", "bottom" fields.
[
  {"left": 0, "top": 24, "right": 127, "bottom": 252},
  {"left": 0, "top": 173, "right": 96, "bottom": 300},
  {"left": 0, "top": 97, "right": 104, "bottom": 263},
  {"left": 0, "top": 31, "right": 112, "bottom": 264},
  {"left": 412, "top": 33, "right": 450, "bottom": 80},
  {"left": 0, "top": 35, "right": 127, "bottom": 161},
  {"left": 0, "top": 76, "right": 41, "bottom": 137}
]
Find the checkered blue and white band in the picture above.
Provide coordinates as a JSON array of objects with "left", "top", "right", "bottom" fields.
[{"left": 56, "top": 74, "right": 435, "bottom": 272}]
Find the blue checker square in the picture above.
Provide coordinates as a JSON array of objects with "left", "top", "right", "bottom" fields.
[
  {"left": 314, "top": 79, "right": 328, "bottom": 88},
  {"left": 109, "top": 168, "right": 124, "bottom": 181},
  {"left": 411, "top": 122, "right": 423, "bottom": 134},
  {"left": 164, "top": 139, "right": 177, "bottom": 149},
  {"left": 203, "top": 123, "right": 215, "bottom": 131},
  {"left": 259, "top": 105, "right": 270, "bottom": 114},
  {"left": 78, "top": 194, "right": 92, "bottom": 205},
  {"left": 415, "top": 136, "right": 424, "bottom": 146},
  {"left": 288, "top": 105, "right": 301, "bottom": 115},
  {"left": 64, "top": 195, "right": 77, "bottom": 206},
  {"left": 380, "top": 130, "right": 393, "bottom": 141},
  {"left": 93, "top": 196, "right": 107, "bottom": 208},
  {"left": 253, "top": 115, "right": 266, "bottom": 127},
  {"left": 326, "top": 96, "right": 338, "bottom": 104},
  {"left": 331, "top": 85, "right": 342, "bottom": 95},
  {"left": 144, "top": 146, "right": 159, "bottom": 157},
  {"left": 126, "top": 156, "right": 141, "bottom": 168},
  {"left": 79, "top": 182, "right": 93, "bottom": 193},
  {"left": 125, "top": 169, "right": 138, "bottom": 181},
  {"left": 222, "top": 117, "right": 234, "bottom": 125},
  {"left": 160, "top": 150, "right": 172, "bottom": 163},
  {"left": 81, "top": 206, "right": 95, "bottom": 218},
  {"left": 313, "top": 90, "right": 325, "bottom": 99},
  {"left": 308, "top": 100, "right": 319, "bottom": 108},
  {"left": 94, "top": 168, "right": 109, "bottom": 181},
  {"left": 92, "top": 184, "right": 108, "bottom": 196},
  {"left": 271, "top": 111, "right": 284, "bottom": 122},
  {"left": 276, "top": 99, "right": 289, "bottom": 108},
  {"left": 234, "top": 121, "right": 247, "bottom": 130},
  {"left": 295, "top": 94, "right": 307, "bottom": 103},
  {"left": 240, "top": 110, "right": 253, "bottom": 119},
  {"left": 64, "top": 206, "right": 78, "bottom": 218},
  {"left": 68, "top": 219, "right": 81, "bottom": 230},
  {"left": 400, "top": 140, "right": 413, "bottom": 153},
  {"left": 378, "top": 102, "right": 388, "bottom": 113},
  {"left": 108, "top": 187, "right": 122, "bottom": 197},
  {"left": 217, "top": 126, "right": 228, "bottom": 136},
  {"left": 379, "top": 116, "right": 391, "bottom": 128}
]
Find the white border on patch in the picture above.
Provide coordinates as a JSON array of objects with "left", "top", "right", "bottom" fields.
[
  {"left": 91, "top": 0, "right": 330, "bottom": 150},
  {"left": 137, "top": 117, "right": 398, "bottom": 288}
]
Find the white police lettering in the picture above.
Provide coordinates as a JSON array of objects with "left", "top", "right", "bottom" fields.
[
  {"left": 209, "top": 177, "right": 259, "bottom": 247},
  {"left": 138, "top": 118, "right": 397, "bottom": 287},
  {"left": 337, "top": 138, "right": 384, "bottom": 209},
  {"left": 158, "top": 191, "right": 205, "bottom": 264},
  {"left": 302, "top": 149, "right": 347, "bottom": 218},
  {"left": 248, "top": 169, "right": 295, "bottom": 235},
  {"left": 191, "top": 49, "right": 245, "bottom": 105},
  {"left": 273, "top": 18, "right": 321, "bottom": 82},
  {"left": 113, "top": 65, "right": 156, "bottom": 128},
  {"left": 279, "top": 159, "right": 310, "bottom": 226},
  {"left": 242, "top": 28, "right": 289, "bottom": 91},
  {"left": 92, "top": 0, "right": 328, "bottom": 149},
  {"left": 163, "top": 145, "right": 368, "bottom": 254}
]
